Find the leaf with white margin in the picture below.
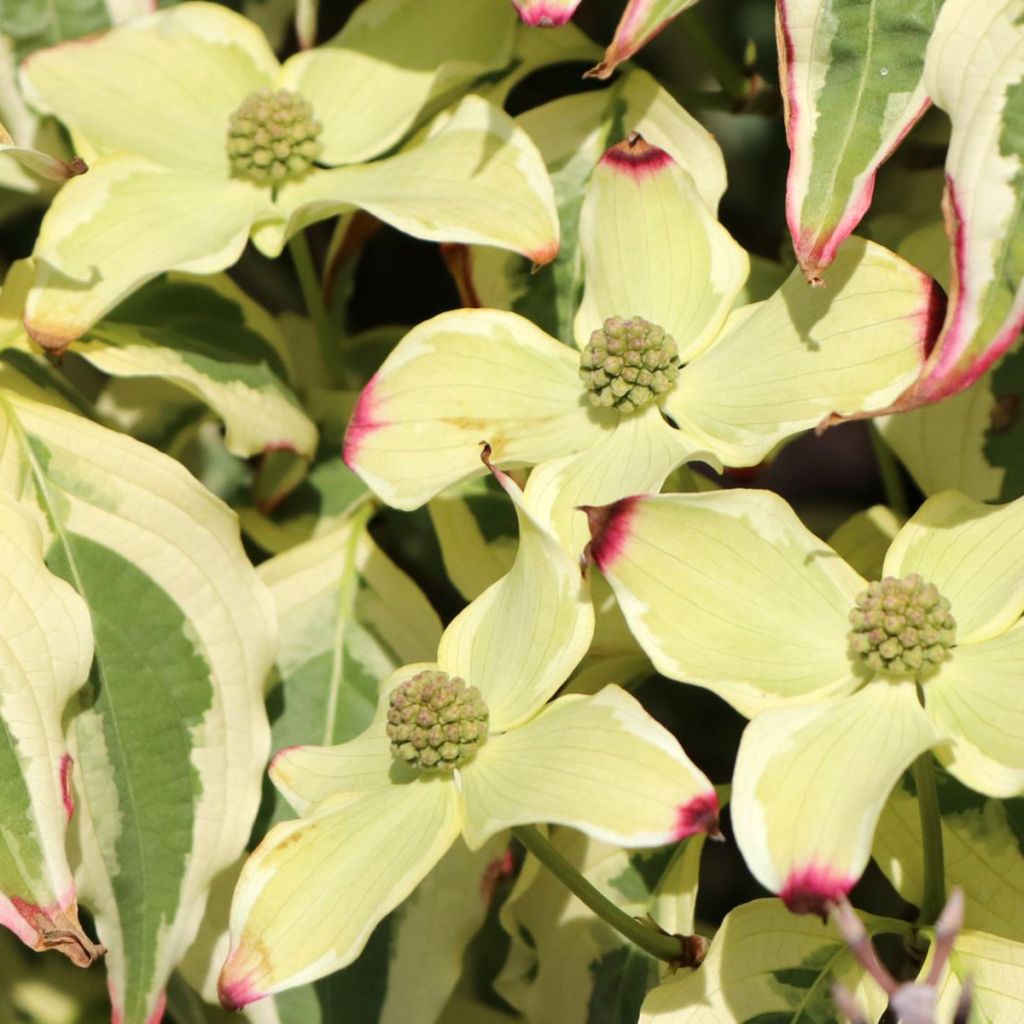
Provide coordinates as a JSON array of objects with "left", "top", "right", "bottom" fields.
[
  {"left": 0, "top": 492, "right": 96, "bottom": 964},
  {"left": 587, "top": 489, "right": 865, "bottom": 717},
  {"left": 778, "top": 0, "right": 938, "bottom": 281},
  {"left": 587, "top": 0, "right": 702, "bottom": 81},
  {"left": 828, "top": 504, "right": 903, "bottom": 581},
  {"left": 278, "top": 0, "right": 516, "bottom": 167},
  {"left": 874, "top": 768, "right": 1024, "bottom": 941},
  {"left": 251, "top": 95, "right": 560, "bottom": 265},
  {"left": 883, "top": 490, "right": 1024, "bottom": 645},
  {"left": 664, "top": 237, "right": 938, "bottom": 468},
  {"left": 259, "top": 510, "right": 442, "bottom": 821},
  {"left": 0, "top": 385, "right": 275, "bottom": 1024},
  {"left": 929, "top": 927, "right": 1024, "bottom": 1020},
  {"left": 881, "top": 338, "right": 1023, "bottom": 503},
  {"left": 639, "top": 898, "right": 897, "bottom": 1022},
  {"left": 890, "top": 0, "right": 1024, "bottom": 409},
  {"left": 74, "top": 275, "right": 316, "bottom": 462},
  {"left": 731, "top": 683, "right": 939, "bottom": 911},
  {"left": 497, "top": 828, "right": 706, "bottom": 1024}
]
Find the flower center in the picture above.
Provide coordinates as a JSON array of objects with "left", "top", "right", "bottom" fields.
[
  {"left": 579, "top": 316, "right": 680, "bottom": 414},
  {"left": 386, "top": 669, "right": 489, "bottom": 772},
  {"left": 848, "top": 573, "right": 956, "bottom": 676},
  {"left": 226, "top": 89, "right": 322, "bottom": 186}
]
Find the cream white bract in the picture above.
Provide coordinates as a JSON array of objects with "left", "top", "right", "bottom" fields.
[{"left": 217, "top": 465, "right": 717, "bottom": 1006}]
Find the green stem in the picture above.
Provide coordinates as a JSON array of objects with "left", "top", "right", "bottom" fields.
[
  {"left": 288, "top": 231, "right": 344, "bottom": 386},
  {"left": 678, "top": 11, "right": 750, "bottom": 103},
  {"left": 511, "top": 826, "right": 684, "bottom": 963},
  {"left": 912, "top": 750, "right": 946, "bottom": 925},
  {"left": 869, "top": 425, "right": 908, "bottom": 519}
]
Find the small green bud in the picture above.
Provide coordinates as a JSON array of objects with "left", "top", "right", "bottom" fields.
[
  {"left": 579, "top": 316, "right": 680, "bottom": 413},
  {"left": 848, "top": 573, "right": 956, "bottom": 677},
  {"left": 386, "top": 669, "right": 489, "bottom": 772},
  {"left": 227, "top": 89, "right": 322, "bottom": 186}
]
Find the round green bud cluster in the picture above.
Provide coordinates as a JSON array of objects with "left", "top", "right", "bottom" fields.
[
  {"left": 848, "top": 573, "right": 956, "bottom": 675},
  {"left": 386, "top": 669, "right": 489, "bottom": 772},
  {"left": 227, "top": 89, "right": 322, "bottom": 185},
  {"left": 579, "top": 316, "right": 680, "bottom": 414}
]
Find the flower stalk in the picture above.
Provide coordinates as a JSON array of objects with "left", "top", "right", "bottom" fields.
[
  {"left": 289, "top": 231, "right": 344, "bottom": 388},
  {"left": 911, "top": 749, "right": 947, "bottom": 925},
  {"left": 511, "top": 825, "right": 692, "bottom": 964}
]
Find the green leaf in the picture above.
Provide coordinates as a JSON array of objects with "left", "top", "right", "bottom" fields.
[
  {"left": 875, "top": 768, "right": 1024, "bottom": 941},
  {"left": 0, "top": 384, "right": 275, "bottom": 1024},
  {"left": 3, "top": 0, "right": 112, "bottom": 65},
  {"left": 0, "top": 492, "right": 96, "bottom": 963},
  {"left": 497, "top": 829, "right": 706, "bottom": 1024},
  {"left": 258, "top": 511, "right": 442, "bottom": 827},
  {"left": 778, "top": 0, "right": 938, "bottom": 280},
  {"left": 639, "top": 900, "right": 900, "bottom": 1022},
  {"left": 76, "top": 274, "right": 317, "bottom": 463}
]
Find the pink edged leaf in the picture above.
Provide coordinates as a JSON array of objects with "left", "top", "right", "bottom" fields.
[
  {"left": 511, "top": 0, "right": 582, "bottom": 27},
  {"left": 821, "top": 0, "right": 1024, "bottom": 424},
  {"left": 777, "top": 0, "right": 937, "bottom": 283},
  {"left": 586, "top": 0, "right": 700, "bottom": 80}
]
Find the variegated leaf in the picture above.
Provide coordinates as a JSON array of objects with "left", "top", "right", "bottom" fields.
[
  {"left": 874, "top": 768, "right": 1024, "bottom": 941},
  {"left": 76, "top": 274, "right": 317, "bottom": 463},
  {"left": 930, "top": 927, "right": 1024, "bottom": 1019},
  {"left": 258, "top": 511, "right": 442, "bottom": 821},
  {"left": 0, "top": 492, "right": 96, "bottom": 964},
  {"left": 881, "top": 339, "right": 1024, "bottom": 502},
  {"left": 588, "top": 0, "right": 702, "bottom": 80},
  {"left": 887, "top": 0, "right": 1024, "bottom": 410},
  {"left": 0, "top": 381, "right": 275, "bottom": 1024},
  {"left": 639, "top": 899, "right": 901, "bottom": 1022},
  {"left": 511, "top": 0, "right": 582, "bottom": 26},
  {"left": 497, "top": 828, "right": 706, "bottom": 1024},
  {"left": 778, "top": 0, "right": 938, "bottom": 281}
]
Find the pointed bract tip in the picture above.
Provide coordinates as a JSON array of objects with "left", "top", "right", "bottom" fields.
[
  {"left": 218, "top": 968, "right": 263, "bottom": 1012},
  {"left": 601, "top": 135, "right": 674, "bottom": 179},
  {"left": 674, "top": 790, "right": 721, "bottom": 841},
  {"left": 529, "top": 238, "right": 560, "bottom": 269},
  {"left": 580, "top": 496, "right": 641, "bottom": 571},
  {"left": 780, "top": 863, "right": 854, "bottom": 920},
  {"left": 512, "top": 2, "right": 578, "bottom": 27},
  {"left": 24, "top": 318, "right": 77, "bottom": 356},
  {"left": 343, "top": 373, "right": 386, "bottom": 468}
]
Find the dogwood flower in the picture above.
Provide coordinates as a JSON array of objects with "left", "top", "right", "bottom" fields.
[
  {"left": 586, "top": 488, "right": 1024, "bottom": 914},
  {"left": 18, "top": 0, "right": 558, "bottom": 349},
  {"left": 217, "top": 458, "right": 718, "bottom": 1006},
  {"left": 344, "top": 134, "right": 940, "bottom": 554}
]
